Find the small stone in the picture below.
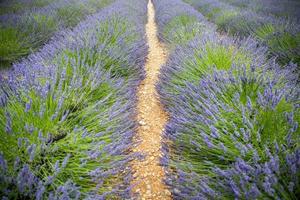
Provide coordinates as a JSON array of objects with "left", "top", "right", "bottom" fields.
[
  {"left": 139, "top": 120, "right": 146, "bottom": 126},
  {"left": 174, "top": 188, "right": 180, "bottom": 194},
  {"left": 149, "top": 156, "right": 155, "bottom": 160},
  {"left": 146, "top": 184, "right": 151, "bottom": 190},
  {"left": 164, "top": 189, "right": 171, "bottom": 195}
]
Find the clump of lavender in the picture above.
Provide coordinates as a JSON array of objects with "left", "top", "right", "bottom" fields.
[
  {"left": 162, "top": 67, "right": 299, "bottom": 199},
  {"left": 0, "top": 0, "right": 115, "bottom": 68},
  {"left": 185, "top": 0, "right": 300, "bottom": 66},
  {"left": 157, "top": 35, "right": 270, "bottom": 109},
  {"left": 153, "top": 0, "right": 299, "bottom": 199},
  {"left": 218, "top": 0, "right": 300, "bottom": 21},
  {"left": 153, "top": 0, "right": 209, "bottom": 45},
  {"left": 0, "top": 0, "right": 60, "bottom": 15},
  {"left": 0, "top": 0, "right": 148, "bottom": 198},
  {"left": 153, "top": 0, "right": 274, "bottom": 110}
]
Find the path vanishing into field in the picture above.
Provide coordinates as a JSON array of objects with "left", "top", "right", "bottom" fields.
[{"left": 131, "top": 0, "right": 171, "bottom": 199}]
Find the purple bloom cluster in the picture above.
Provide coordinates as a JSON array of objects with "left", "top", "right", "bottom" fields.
[
  {"left": 0, "top": 0, "right": 148, "bottom": 199},
  {"left": 153, "top": 0, "right": 299, "bottom": 199}
]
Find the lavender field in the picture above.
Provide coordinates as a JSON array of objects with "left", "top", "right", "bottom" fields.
[{"left": 0, "top": 0, "right": 299, "bottom": 199}]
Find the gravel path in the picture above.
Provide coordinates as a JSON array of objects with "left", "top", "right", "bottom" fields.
[{"left": 131, "top": 0, "right": 171, "bottom": 199}]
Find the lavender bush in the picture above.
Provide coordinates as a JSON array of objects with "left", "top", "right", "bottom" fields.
[
  {"left": 184, "top": 0, "right": 300, "bottom": 67},
  {"left": 162, "top": 68, "right": 299, "bottom": 199},
  {"left": 0, "top": 0, "right": 59, "bottom": 15},
  {"left": 0, "top": 0, "right": 114, "bottom": 68},
  {"left": 153, "top": 0, "right": 299, "bottom": 199},
  {"left": 220, "top": 0, "right": 300, "bottom": 20},
  {"left": 154, "top": 0, "right": 207, "bottom": 45},
  {"left": 0, "top": 0, "right": 148, "bottom": 198},
  {"left": 157, "top": 35, "right": 272, "bottom": 108}
]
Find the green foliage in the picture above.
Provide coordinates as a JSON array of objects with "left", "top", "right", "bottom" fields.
[
  {"left": 0, "top": 14, "right": 58, "bottom": 68},
  {"left": 0, "top": 81, "right": 116, "bottom": 194},
  {"left": 163, "top": 15, "right": 204, "bottom": 45},
  {"left": 170, "top": 43, "right": 251, "bottom": 89},
  {"left": 30, "top": 13, "right": 58, "bottom": 35},
  {"left": 215, "top": 10, "right": 238, "bottom": 31},
  {"left": 207, "top": 7, "right": 221, "bottom": 19},
  {"left": 0, "top": 0, "right": 115, "bottom": 68},
  {"left": 53, "top": 17, "right": 138, "bottom": 79},
  {"left": 254, "top": 24, "right": 275, "bottom": 40},
  {"left": 174, "top": 79, "right": 299, "bottom": 177},
  {"left": 56, "top": 4, "right": 88, "bottom": 27},
  {"left": 255, "top": 23, "right": 300, "bottom": 64},
  {"left": 256, "top": 99, "right": 294, "bottom": 144},
  {"left": 266, "top": 32, "right": 300, "bottom": 64},
  {"left": 32, "top": 0, "right": 55, "bottom": 8},
  {"left": 0, "top": 3, "right": 23, "bottom": 15},
  {"left": 0, "top": 0, "right": 57, "bottom": 15},
  {"left": 0, "top": 46, "right": 119, "bottom": 195},
  {"left": 95, "top": 17, "right": 139, "bottom": 77},
  {"left": 0, "top": 9, "right": 143, "bottom": 195},
  {"left": 87, "top": 0, "right": 114, "bottom": 10},
  {"left": 0, "top": 27, "right": 29, "bottom": 67}
]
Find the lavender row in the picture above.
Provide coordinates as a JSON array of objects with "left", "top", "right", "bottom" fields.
[
  {"left": 0, "top": 0, "right": 114, "bottom": 68},
  {"left": 153, "top": 0, "right": 299, "bottom": 199},
  {"left": 0, "top": 0, "right": 60, "bottom": 15},
  {"left": 0, "top": 0, "right": 148, "bottom": 199},
  {"left": 219, "top": 0, "right": 300, "bottom": 20},
  {"left": 184, "top": 0, "right": 300, "bottom": 67}
]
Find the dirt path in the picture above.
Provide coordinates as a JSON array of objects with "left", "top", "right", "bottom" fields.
[{"left": 131, "top": 0, "right": 171, "bottom": 199}]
